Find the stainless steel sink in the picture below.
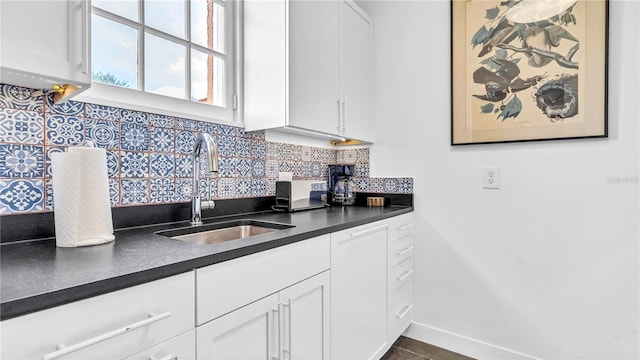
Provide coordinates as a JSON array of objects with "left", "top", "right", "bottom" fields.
[{"left": 157, "top": 220, "right": 294, "bottom": 245}]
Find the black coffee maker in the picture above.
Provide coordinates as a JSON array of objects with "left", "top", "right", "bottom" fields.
[{"left": 328, "top": 164, "right": 356, "bottom": 205}]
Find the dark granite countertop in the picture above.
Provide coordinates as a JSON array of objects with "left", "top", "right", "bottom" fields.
[{"left": 0, "top": 205, "right": 412, "bottom": 320}]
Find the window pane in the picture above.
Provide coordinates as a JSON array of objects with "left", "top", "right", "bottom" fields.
[
  {"left": 92, "top": 15, "right": 138, "bottom": 89},
  {"left": 191, "top": 49, "right": 226, "bottom": 107},
  {"left": 93, "top": 0, "right": 139, "bottom": 21},
  {"left": 191, "top": 0, "right": 225, "bottom": 53},
  {"left": 145, "top": 0, "right": 186, "bottom": 39},
  {"left": 145, "top": 33, "right": 186, "bottom": 99}
]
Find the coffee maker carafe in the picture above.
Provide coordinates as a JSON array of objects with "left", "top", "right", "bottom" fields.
[{"left": 328, "top": 164, "right": 356, "bottom": 205}]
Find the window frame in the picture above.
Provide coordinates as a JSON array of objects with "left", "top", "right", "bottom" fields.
[{"left": 77, "top": 0, "right": 239, "bottom": 125}]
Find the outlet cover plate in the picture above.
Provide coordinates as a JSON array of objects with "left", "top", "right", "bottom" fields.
[{"left": 483, "top": 167, "right": 500, "bottom": 189}]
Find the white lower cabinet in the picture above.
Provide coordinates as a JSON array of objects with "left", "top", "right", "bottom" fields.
[
  {"left": 0, "top": 272, "right": 195, "bottom": 360},
  {"left": 124, "top": 330, "right": 195, "bottom": 360},
  {"left": 387, "top": 213, "right": 415, "bottom": 344},
  {"left": 197, "top": 271, "right": 330, "bottom": 360},
  {"left": 330, "top": 221, "right": 389, "bottom": 360}
]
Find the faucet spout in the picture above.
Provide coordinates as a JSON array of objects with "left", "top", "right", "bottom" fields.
[{"left": 191, "top": 132, "right": 218, "bottom": 226}]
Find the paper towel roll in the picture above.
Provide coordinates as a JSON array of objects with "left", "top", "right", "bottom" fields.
[{"left": 51, "top": 146, "right": 115, "bottom": 247}]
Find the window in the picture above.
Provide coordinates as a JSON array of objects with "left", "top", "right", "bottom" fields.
[{"left": 83, "top": 0, "right": 236, "bottom": 123}]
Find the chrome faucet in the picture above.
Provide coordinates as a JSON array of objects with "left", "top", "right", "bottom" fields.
[{"left": 191, "top": 133, "right": 219, "bottom": 226}]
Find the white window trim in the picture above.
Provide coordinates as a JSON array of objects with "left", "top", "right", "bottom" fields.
[{"left": 77, "top": 0, "right": 240, "bottom": 126}]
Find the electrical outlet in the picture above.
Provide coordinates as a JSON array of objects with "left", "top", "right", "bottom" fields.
[{"left": 483, "top": 167, "right": 500, "bottom": 189}]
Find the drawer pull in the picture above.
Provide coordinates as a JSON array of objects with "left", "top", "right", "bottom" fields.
[
  {"left": 396, "top": 269, "right": 414, "bottom": 282},
  {"left": 42, "top": 311, "right": 172, "bottom": 360},
  {"left": 397, "top": 223, "right": 413, "bottom": 231},
  {"left": 150, "top": 356, "right": 177, "bottom": 360},
  {"left": 396, "top": 246, "right": 414, "bottom": 256},
  {"left": 350, "top": 225, "right": 388, "bottom": 239},
  {"left": 396, "top": 304, "right": 414, "bottom": 319}
]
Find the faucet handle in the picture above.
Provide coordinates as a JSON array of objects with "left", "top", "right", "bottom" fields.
[{"left": 201, "top": 200, "right": 216, "bottom": 211}]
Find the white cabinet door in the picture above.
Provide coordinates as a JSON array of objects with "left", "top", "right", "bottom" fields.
[
  {"left": 339, "top": 1, "right": 373, "bottom": 142},
  {"left": 331, "top": 222, "right": 388, "bottom": 360},
  {"left": 288, "top": 0, "right": 340, "bottom": 136},
  {"left": 197, "top": 294, "right": 280, "bottom": 360},
  {"left": 124, "top": 330, "right": 195, "bottom": 360},
  {"left": 0, "top": 0, "right": 91, "bottom": 93},
  {"left": 279, "top": 271, "right": 330, "bottom": 360}
]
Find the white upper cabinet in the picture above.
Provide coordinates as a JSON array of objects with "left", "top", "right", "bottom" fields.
[
  {"left": 244, "top": 0, "right": 374, "bottom": 143},
  {"left": 0, "top": 0, "right": 91, "bottom": 100}
]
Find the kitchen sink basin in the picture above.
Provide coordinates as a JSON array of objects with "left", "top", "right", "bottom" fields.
[{"left": 157, "top": 220, "right": 294, "bottom": 245}]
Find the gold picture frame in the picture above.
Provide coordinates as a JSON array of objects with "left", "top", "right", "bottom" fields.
[{"left": 451, "top": 0, "right": 608, "bottom": 145}]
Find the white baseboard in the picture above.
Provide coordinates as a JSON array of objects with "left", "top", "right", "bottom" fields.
[{"left": 404, "top": 321, "right": 540, "bottom": 360}]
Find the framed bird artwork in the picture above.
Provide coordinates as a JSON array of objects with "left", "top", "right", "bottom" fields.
[{"left": 451, "top": 0, "right": 608, "bottom": 145}]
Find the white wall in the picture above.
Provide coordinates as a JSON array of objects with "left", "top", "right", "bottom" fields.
[{"left": 359, "top": 1, "right": 639, "bottom": 359}]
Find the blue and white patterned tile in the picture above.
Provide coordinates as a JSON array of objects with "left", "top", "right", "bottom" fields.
[
  {"left": 198, "top": 178, "right": 211, "bottom": 200},
  {"left": 0, "top": 85, "right": 44, "bottom": 111},
  {"left": 45, "top": 147, "right": 65, "bottom": 178},
  {"left": 209, "top": 179, "right": 218, "bottom": 199},
  {"left": 369, "top": 178, "right": 384, "bottom": 193},
  {"left": 85, "top": 119, "right": 119, "bottom": 148},
  {"left": 291, "top": 162, "right": 302, "bottom": 178},
  {"left": 266, "top": 177, "right": 277, "bottom": 196},
  {"left": 236, "top": 178, "right": 251, "bottom": 197},
  {"left": 175, "top": 118, "right": 199, "bottom": 131},
  {"left": 236, "top": 158, "right": 251, "bottom": 177},
  {"left": 0, "top": 109, "right": 44, "bottom": 144},
  {"left": 109, "top": 179, "right": 119, "bottom": 206},
  {"left": 150, "top": 178, "right": 175, "bottom": 203},
  {"left": 199, "top": 156, "right": 216, "bottom": 177},
  {"left": 175, "top": 178, "right": 193, "bottom": 202},
  {"left": 176, "top": 130, "right": 197, "bottom": 154},
  {"left": 251, "top": 140, "right": 266, "bottom": 159},
  {"left": 356, "top": 178, "right": 370, "bottom": 192},
  {"left": 311, "top": 148, "right": 322, "bottom": 162},
  {"left": 0, "top": 144, "right": 44, "bottom": 178},
  {"left": 356, "top": 149, "right": 370, "bottom": 164},
  {"left": 218, "top": 124, "right": 241, "bottom": 137},
  {"left": 150, "top": 127, "right": 175, "bottom": 153},
  {"left": 324, "top": 149, "right": 337, "bottom": 163},
  {"left": 245, "top": 130, "right": 265, "bottom": 140},
  {"left": 277, "top": 143, "right": 291, "bottom": 160},
  {"left": 149, "top": 113, "right": 174, "bottom": 128},
  {"left": 321, "top": 163, "right": 329, "bottom": 178},
  {"left": 236, "top": 137, "right": 251, "bottom": 158},
  {"left": 106, "top": 150, "right": 119, "bottom": 178},
  {"left": 383, "top": 178, "right": 399, "bottom": 193},
  {"left": 120, "top": 123, "right": 149, "bottom": 151},
  {"left": 252, "top": 178, "right": 266, "bottom": 197},
  {"left": 119, "top": 109, "right": 148, "bottom": 125},
  {"left": 339, "top": 149, "right": 357, "bottom": 163},
  {"left": 174, "top": 154, "right": 192, "bottom": 177},
  {"left": 150, "top": 153, "right": 174, "bottom": 178},
  {"left": 356, "top": 164, "right": 370, "bottom": 178},
  {"left": 218, "top": 135, "right": 236, "bottom": 157},
  {"left": 310, "top": 162, "right": 322, "bottom": 177},
  {"left": 120, "top": 151, "right": 149, "bottom": 178},
  {"left": 278, "top": 161, "right": 291, "bottom": 173},
  {"left": 301, "top": 162, "right": 312, "bottom": 178},
  {"left": 85, "top": 103, "right": 119, "bottom": 121},
  {"left": 45, "top": 114, "right": 84, "bottom": 146},
  {"left": 120, "top": 179, "right": 149, "bottom": 205},
  {"left": 0, "top": 179, "right": 44, "bottom": 214},
  {"left": 46, "top": 95, "right": 84, "bottom": 116},
  {"left": 198, "top": 121, "right": 218, "bottom": 134},
  {"left": 301, "top": 146, "right": 312, "bottom": 162},
  {"left": 251, "top": 159, "right": 265, "bottom": 178},
  {"left": 218, "top": 178, "right": 236, "bottom": 199},
  {"left": 290, "top": 145, "right": 302, "bottom": 161},
  {"left": 218, "top": 157, "right": 236, "bottom": 178},
  {"left": 45, "top": 179, "right": 54, "bottom": 211},
  {"left": 265, "top": 160, "right": 278, "bottom": 177},
  {"left": 398, "top": 178, "right": 414, "bottom": 194},
  {"left": 266, "top": 142, "right": 278, "bottom": 160}
]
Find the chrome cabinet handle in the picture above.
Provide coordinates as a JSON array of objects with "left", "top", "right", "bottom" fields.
[
  {"left": 42, "top": 312, "right": 172, "bottom": 360},
  {"left": 150, "top": 355, "right": 177, "bottom": 360},
  {"left": 81, "top": 0, "right": 90, "bottom": 75},
  {"left": 283, "top": 299, "right": 292, "bottom": 360},
  {"left": 396, "top": 269, "right": 414, "bottom": 282},
  {"left": 396, "top": 246, "right": 414, "bottom": 256},
  {"left": 336, "top": 100, "right": 342, "bottom": 133},
  {"left": 272, "top": 306, "right": 281, "bottom": 360},
  {"left": 340, "top": 100, "right": 346, "bottom": 132},
  {"left": 397, "top": 223, "right": 413, "bottom": 231},
  {"left": 396, "top": 304, "right": 414, "bottom": 318}
]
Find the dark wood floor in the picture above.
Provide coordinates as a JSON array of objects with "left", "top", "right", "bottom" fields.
[{"left": 381, "top": 336, "right": 476, "bottom": 360}]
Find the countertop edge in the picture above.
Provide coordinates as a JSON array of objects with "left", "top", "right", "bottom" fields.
[{"left": 1, "top": 206, "right": 413, "bottom": 321}]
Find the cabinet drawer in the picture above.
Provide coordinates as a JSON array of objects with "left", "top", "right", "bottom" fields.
[
  {"left": 389, "top": 277, "right": 413, "bottom": 341},
  {"left": 196, "top": 235, "right": 330, "bottom": 325},
  {"left": 389, "top": 257, "right": 414, "bottom": 293},
  {"left": 124, "top": 330, "right": 195, "bottom": 360},
  {"left": 389, "top": 232, "right": 414, "bottom": 266},
  {"left": 388, "top": 213, "right": 414, "bottom": 242},
  {"left": 1, "top": 272, "right": 195, "bottom": 360}
]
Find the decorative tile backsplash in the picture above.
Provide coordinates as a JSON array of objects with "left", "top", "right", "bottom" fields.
[{"left": 0, "top": 84, "right": 413, "bottom": 214}]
